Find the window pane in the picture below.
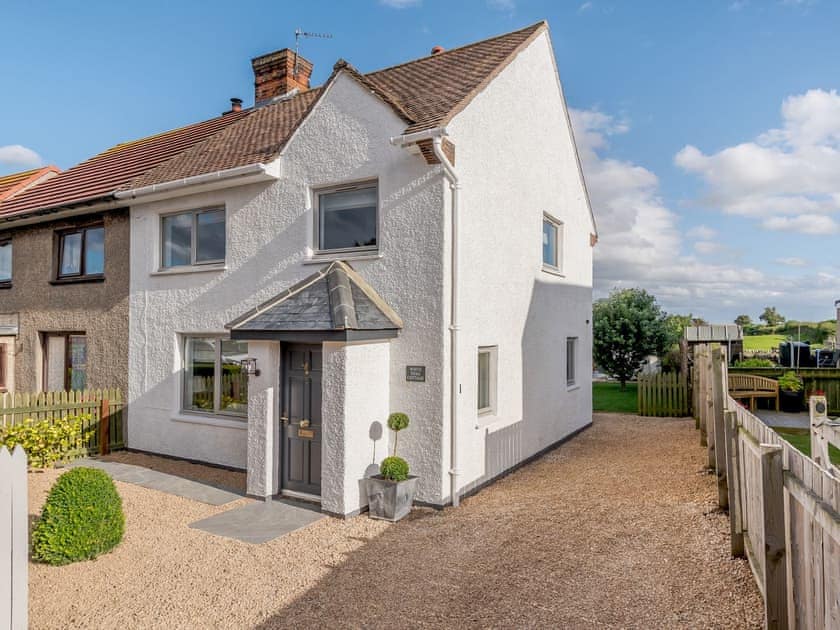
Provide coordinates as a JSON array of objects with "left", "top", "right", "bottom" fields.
[
  {"left": 185, "top": 337, "right": 216, "bottom": 412},
  {"left": 68, "top": 335, "right": 87, "bottom": 390},
  {"left": 84, "top": 227, "right": 105, "bottom": 275},
  {"left": 543, "top": 219, "right": 557, "bottom": 266},
  {"left": 196, "top": 210, "right": 226, "bottom": 263},
  {"left": 220, "top": 340, "right": 248, "bottom": 415},
  {"left": 478, "top": 351, "right": 490, "bottom": 410},
  {"left": 0, "top": 242, "right": 11, "bottom": 281},
  {"left": 60, "top": 232, "right": 83, "bottom": 276},
  {"left": 162, "top": 213, "right": 193, "bottom": 268},
  {"left": 567, "top": 338, "right": 576, "bottom": 385},
  {"left": 319, "top": 187, "right": 377, "bottom": 250}
]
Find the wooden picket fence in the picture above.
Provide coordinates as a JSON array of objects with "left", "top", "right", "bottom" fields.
[
  {"left": 637, "top": 372, "right": 690, "bottom": 417},
  {"left": 694, "top": 342, "right": 840, "bottom": 628},
  {"left": 0, "top": 389, "right": 125, "bottom": 456},
  {"left": 0, "top": 446, "right": 27, "bottom": 630}
]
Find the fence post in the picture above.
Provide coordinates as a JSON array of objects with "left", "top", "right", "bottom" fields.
[
  {"left": 724, "top": 409, "right": 744, "bottom": 557},
  {"left": 760, "top": 443, "right": 788, "bottom": 630},
  {"left": 712, "top": 346, "right": 729, "bottom": 508},
  {"left": 1, "top": 445, "right": 28, "bottom": 630},
  {"left": 698, "top": 345, "right": 708, "bottom": 447},
  {"left": 99, "top": 398, "right": 110, "bottom": 456}
]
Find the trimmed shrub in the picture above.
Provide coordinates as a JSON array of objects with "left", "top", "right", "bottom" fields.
[
  {"left": 0, "top": 415, "right": 92, "bottom": 468},
  {"left": 32, "top": 467, "right": 125, "bottom": 565},
  {"left": 778, "top": 371, "right": 804, "bottom": 393},
  {"left": 380, "top": 456, "right": 409, "bottom": 482},
  {"left": 734, "top": 358, "right": 775, "bottom": 368}
]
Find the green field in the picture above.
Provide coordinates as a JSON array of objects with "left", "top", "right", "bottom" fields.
[
  {"left": 772, "top": 427, "right": 840, "bottom": 465},
  {"left": 593, "top": 382, "right": 638, "bottom": 413},
  {"left": 742, "top": 334, "right": 786, "bottom": 352}
]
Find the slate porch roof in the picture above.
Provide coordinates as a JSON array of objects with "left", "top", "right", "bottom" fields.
[
  {"left": 0, "top": 21, "right": 546, "bottom": 223},
  {"left": 226, "top": 261, "right": 402, "bottom": 342}
]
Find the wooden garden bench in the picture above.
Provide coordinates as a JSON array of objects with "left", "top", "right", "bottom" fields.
[{"left": 728, "top": 374, "right": 779, "bottom": 411}]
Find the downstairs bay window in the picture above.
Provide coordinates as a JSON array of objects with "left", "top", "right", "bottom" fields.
[{"left": 183, "top": 336, "right": 248, "bottom": 417}]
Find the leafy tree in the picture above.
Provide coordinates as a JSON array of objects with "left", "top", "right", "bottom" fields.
[
  {"left": 759, "top": 306, "right": 785, "bottom": 327},
  {"left": 593, "top": 288, "right": 669, "bottom": 389},
  {"left": 734, "top": 314, "right": 752, "bottom": 327}
]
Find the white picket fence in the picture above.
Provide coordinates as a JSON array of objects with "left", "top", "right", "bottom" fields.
[{"left": 0, "top": 446, "right": 27, "bottom": 630}]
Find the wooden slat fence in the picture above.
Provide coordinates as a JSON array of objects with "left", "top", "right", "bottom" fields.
[
  {"left": 0, "top": 389, "right": 125, "bottom": 455},
  {"left": 695, "top": 343, "right": 840, "bottom": 628},
  {"left": 637, "top": 372, "right": 690, "bottom": 417},
  {"left": 0, "top": 445, "right": 27, "bottom": 630}
]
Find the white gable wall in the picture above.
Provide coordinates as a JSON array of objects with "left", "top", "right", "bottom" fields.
[
  {"left": 128, "top": 72, "right": 448, "bottom": 506},
  {"left": 445, "top": 30, "right": 594, "bottom": 498}
]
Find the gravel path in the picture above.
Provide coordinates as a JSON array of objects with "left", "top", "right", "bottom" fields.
[{"left": 28, "top": 413, "right": 762, "bottom": 629}]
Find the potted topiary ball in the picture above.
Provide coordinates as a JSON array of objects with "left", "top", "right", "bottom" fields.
[
  {"left": 778, "top": 371, "right": 805, "bottom": 412},
  {"left": 366, "top": 412, "right": 418, "bottom": 522}
]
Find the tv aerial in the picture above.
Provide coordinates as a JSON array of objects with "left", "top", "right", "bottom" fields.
[{"left": 294, "top": 28, "right": 333, "bottom": 77}]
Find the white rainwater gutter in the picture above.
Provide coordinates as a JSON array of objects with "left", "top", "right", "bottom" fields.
[{"left": 390, "top": 127, "right": 462, "bottom": 507}]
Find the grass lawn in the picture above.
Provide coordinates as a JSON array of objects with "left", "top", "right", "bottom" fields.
[
  {"left": 742, "top": 334, "right": 786, "bottom": 352},
  {"left": 772, "top": 427, "right": 840, "bottom": 466},
  {"left": 593, "top": 381, "right": 638, "bottom": 413}
]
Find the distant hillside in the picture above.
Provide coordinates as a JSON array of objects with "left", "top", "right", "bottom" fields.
[{"left": 742, "top": 320, "right": 836, "bottom": 348}]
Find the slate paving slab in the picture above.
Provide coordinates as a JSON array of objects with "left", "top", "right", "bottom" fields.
[
  {"left": 188, "top": 499, "right": 324, "bottom": 544},
  {"left": 67, "top": 458, "right": 243, "bottom": 506}
]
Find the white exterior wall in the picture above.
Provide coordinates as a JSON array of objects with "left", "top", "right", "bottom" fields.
[
  {"left": 445, "top": 31, "right": 594, "bottom": 497},
  {"left": 128, "top": 73, "right": 448, "bottom": 503},
  {"left": 322, "top": 340, "right": 391, "bottom": 515}
]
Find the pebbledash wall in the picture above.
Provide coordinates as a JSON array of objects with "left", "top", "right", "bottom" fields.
[
  {"left": 127, "top": 71, "right": 448, "bottom": 510},
  {"left": 127, "top": 29, "right": 594, "bottom": 512},
  {"left": 442, "top": 30, "right": 594, "bottom": 499},
  {"left": 0, "top": 210, "right": 130, "bottom": 394}
]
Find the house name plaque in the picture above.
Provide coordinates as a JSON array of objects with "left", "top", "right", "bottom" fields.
[{"left": 406, "top": 366, "right": 426, "bottom": 382}]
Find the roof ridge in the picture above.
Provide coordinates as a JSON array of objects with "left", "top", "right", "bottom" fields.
[{"left": 364, "top": 21, "right": 546, "bottom": 79}]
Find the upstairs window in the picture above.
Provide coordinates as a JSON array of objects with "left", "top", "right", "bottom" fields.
[
  {"left": 316, "top": 183, "right": 378, "bottom": 252},
  {"left": 542, "top": 214, "right": 563, "bottom": 272},
  {"left": 0, "top": 240, "right": 11, "bottom": 285},
  {"left": 162, "top": 208, "right": 226, "bottom": 269},
  {"left": 57, "top": 225, "right": 104, "bottom": 280}
]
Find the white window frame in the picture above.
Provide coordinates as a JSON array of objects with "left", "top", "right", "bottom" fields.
[
  {"left": 542, "top": 213, "right": 563, "bottom": 273},
  {"left": 313, "top": 180, "right": 379, "bottom": 255},
  {"left": 477, "top": 345, "right": 498, "bottom": 416},
  {"left": 160, "top": 207, "right": 226, "bottom": 270},
  {"left": 566, "top": 337, "right": 578, "bottom": 388},
  {"left": 181, "top": 335, "right": 248, "bottom": 419}
]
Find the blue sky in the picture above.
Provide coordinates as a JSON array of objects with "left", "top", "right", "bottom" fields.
[{"left": 2, "top": 0, "right": 840, "bottom": 323}]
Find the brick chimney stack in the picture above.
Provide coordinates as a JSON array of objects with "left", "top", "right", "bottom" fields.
[{"left": 251, "top": 49, "right": 313, "bottom": 106}]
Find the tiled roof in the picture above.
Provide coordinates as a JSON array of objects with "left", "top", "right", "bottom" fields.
[
  {"left": 0, "top": 21, "right": 546, "bottom": 222},
  {"left": 0, "top": 111, "right": 249, "bottom": 219},
  {"left": 0, "top": 166, "right": 60, "bottom": 202}
]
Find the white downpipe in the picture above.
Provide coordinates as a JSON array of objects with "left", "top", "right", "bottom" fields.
[{"left": 389, "top": 127, "right": 462, "bottom": 507}]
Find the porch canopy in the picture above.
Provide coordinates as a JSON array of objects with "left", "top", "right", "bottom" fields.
[{"left": 225, "top": 261, "right": 402, "bottom": 342}]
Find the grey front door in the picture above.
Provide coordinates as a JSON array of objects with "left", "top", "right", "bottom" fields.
[{"left": 281, "top": 345, "right": 322, "bottom": 496}]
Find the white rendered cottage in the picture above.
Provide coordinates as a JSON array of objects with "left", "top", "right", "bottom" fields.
[{"left": 123, "top": 21, "right": 595, "bottom": 515}]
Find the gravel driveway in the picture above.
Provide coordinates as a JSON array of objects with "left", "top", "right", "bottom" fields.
[{"left": 28, "top": 413, "right": 762, "bottom": 629}]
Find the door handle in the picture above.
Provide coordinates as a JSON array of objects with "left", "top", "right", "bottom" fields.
[
  {"left": 280, "top": 416, "right": 289, "bottom": 425},
  {"left": 300, "top": 418, "right": 310, "bottom": 428}
]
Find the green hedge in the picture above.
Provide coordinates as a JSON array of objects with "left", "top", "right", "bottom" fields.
[
  {"left": 0, "top": 415, "right": 92, "bottom": 468},
  {"left": 32, "top": 467, "right": 125, "bottom": 565}
]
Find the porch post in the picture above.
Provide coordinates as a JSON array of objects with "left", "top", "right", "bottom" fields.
[{"left": 245, "top": 341, "right": 281, "bottom": 498}]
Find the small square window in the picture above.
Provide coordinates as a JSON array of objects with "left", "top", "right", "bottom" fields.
[
  {"left": 0, "top": 240, "right": 11, "bottom": 285},
  {"left": 56, "top": 225, "right": 104, "bottom": 279},
  {"left": 542, "top": 214, "right": 563, "bottom": 271},
  {"left": 566, "top": 337, "right": 577, "bottom": 387},
  {"left": 316, "top": 184, "right": 378, "bottom": 252},
  {"left": 478, "top": 346, "right": 498, "bottom": 415},
  {"left": 183, "top": 336, "right": 248, "bottom": 417},
  {"left": 162, "top": 208, "right": 226, "bottom": 269}
]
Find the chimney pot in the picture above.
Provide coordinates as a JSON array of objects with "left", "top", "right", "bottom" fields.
[
  {"left": 431, "top": 45, "right": 445, "bottom": 55},
  {"left": 251, "top": 48, "right": 313, "bottom": 106},
  {"left": 230, "top": 97, "right": 243, "bottom": 112}
]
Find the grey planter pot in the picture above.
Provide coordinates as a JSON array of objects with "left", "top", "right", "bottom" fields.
[{"left": 366, "top": 475, "right": 418, "bottom": 522}]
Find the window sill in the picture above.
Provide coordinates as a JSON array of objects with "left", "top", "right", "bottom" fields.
[
  {"left": 171, "top": 412, "right": 247, "bottom": 430},
  {"left": 0, "top": 282, "right": 10, "bottom": 290},
  {"left": 303, "top": 251, "right": 382, "bottom": 265},
  {"left": 541, "top": 264, "right": 565, "bottom": 278},
  {"left": 152, "top": 264, "right": 227, "bottom": 277},
  {"left": 567, "top": 384, "right": 580, "bottom": 392},
  {"left": 49, "top": 275, "right": 105, "bottom": 286}
]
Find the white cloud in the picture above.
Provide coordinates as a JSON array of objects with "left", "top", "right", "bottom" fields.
[
  {"left": 776, "top": 257, "right": 807, "bottom": 266},
  {"left": 379, "top": 0, "right": 421, "bottom": 7},
  {"left": 487, "top": 0, "right": 515, "bottom": 11},
  {"left": 694, "top": 241, "right": 723, "bottom": 255},
  {"left": 0, "top": 144, "right": 42, "bottom": 169},
  {"left": 729, "top": 0, "right": 748, "bottom": 9},
  {"left": 676, "top": 89, "right": 840, "bottom": 228},
  {"left": 687, "top": 225, "right": 717, "bottom": 240},
  {"left": 578, "top": 2, "right": 593, "bottom": 13}
]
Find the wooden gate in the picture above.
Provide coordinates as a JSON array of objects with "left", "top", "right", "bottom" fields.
[{"left": 637, "top": 372, "right": 690, "bottom": 417}]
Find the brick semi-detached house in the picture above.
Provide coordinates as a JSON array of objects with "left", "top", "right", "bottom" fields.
[{"left": 0, "top": 21, "right": 596, "bottom": 516}]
